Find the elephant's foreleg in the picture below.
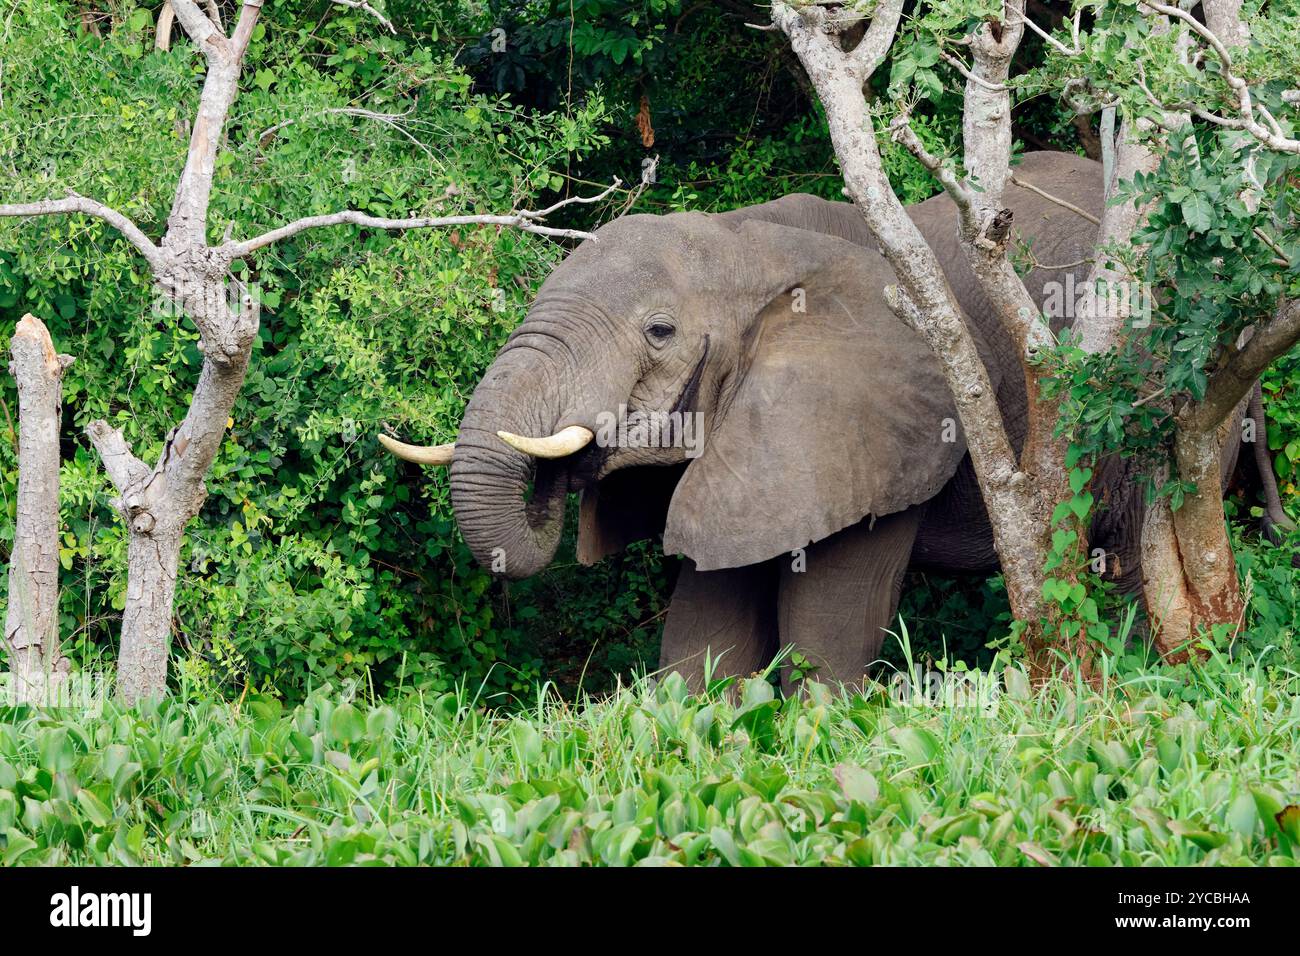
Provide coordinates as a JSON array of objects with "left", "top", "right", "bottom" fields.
[
  {"left": 658, "top": 559, "right": 779, "bottom": 693},
  {"left": 776, "top": 507, "right": 924, "bottom": 692}
]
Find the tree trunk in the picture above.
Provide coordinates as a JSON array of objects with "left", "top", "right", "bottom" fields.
[
  {"left": 116, "top": 530, "right": 183, "bottom": 704},
  {"left": 88, "top": 294, "right": 253, "bottom": 704},
  {"left": 1142, "top": 402, "right": 1248, "bottom": 658},
  {"left": 4, "top": 315, "right": 72, "bottom": 705},
  {"left": 1139, "top": 296, "right": 1300, "bottom": 656}
]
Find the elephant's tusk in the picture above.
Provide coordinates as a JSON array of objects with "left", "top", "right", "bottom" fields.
[
  {"left": 496, "top": 425, "right": 595, "bottom": 459},
  {"left": 378, "top": 433, "right": 455, "bottom": 466}
]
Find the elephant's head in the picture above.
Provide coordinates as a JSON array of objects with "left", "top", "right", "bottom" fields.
[{"left": 383, "top": 199, "right": 982, "bottom": 578}]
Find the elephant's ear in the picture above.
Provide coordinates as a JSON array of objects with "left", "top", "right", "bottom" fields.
[
  {"left": 663, "top": 222, "right": 993, "bottom": 571},
  {"left": 576, "top": 464, "right": 684, "bottom": 565}
]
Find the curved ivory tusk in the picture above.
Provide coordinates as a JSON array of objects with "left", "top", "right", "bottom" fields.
[
  {"left": 496, "top": 425, "right": 594, "bottom": 459},
  {"left": 378, "top": 433, "right": 455, "bottom": 466}
]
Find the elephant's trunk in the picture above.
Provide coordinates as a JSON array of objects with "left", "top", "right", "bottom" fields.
[{"left": 449, "top": 347, "right": 574, "bottom": 579}]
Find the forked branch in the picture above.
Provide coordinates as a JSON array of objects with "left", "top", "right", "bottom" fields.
[{"left": 223, "top": 178, "right": 622, "bottom": 256}]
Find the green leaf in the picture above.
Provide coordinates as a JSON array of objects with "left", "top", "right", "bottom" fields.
[
  {"left": 891, "top": 727, "right": 941, "bottom": 766},
  {"left": 1181, "top": 193, "right": 1214, "bottom": 232},
  {"left": 1226, "top": 792, "right": 1258, "bottom": 838},
  {"left": 834, "top": 764, "right": 879, "bottom": 805},
  {"left": 328, "top": 703, "right": 366, "bottom": 745},
  {"left": 1169, "top": 819, "right": 1228, "bottom": 851},
  {"left": 77, "top": 789, "right": 113, "bottom": 828},
  {"left": 3, "top": 829, "right": 38, "bottom": 865}
]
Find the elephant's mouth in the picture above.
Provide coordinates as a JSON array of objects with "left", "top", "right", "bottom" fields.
[
  {"left": 589, "top": 339, "right": 713, "bottom": 481},
  {"left": 525, "top": 456, "right": 574, "bottom": 522},
  {"left": 445, "top": 325, "right": 712, "bottom": 578}
]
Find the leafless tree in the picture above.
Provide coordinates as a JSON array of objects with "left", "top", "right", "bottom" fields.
[{"left": 4, "top": 315, "right": 73, "bottom": 705}]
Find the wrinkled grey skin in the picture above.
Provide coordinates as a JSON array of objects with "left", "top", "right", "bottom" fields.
[{"left": 443, "top": 152, "right": 1277, "bottom": 689}]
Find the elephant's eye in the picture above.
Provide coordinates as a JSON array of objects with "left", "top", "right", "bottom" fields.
[{"left": 645, "top": 320, "right": 675, "bottom": 347}]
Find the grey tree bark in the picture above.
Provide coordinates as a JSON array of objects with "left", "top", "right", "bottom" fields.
[{"left": 4, "top": 314, "right": 73, "bottom": 705}]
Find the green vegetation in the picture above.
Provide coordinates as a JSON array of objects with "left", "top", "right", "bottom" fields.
[{"left": 2, "top": 636, "right": 1297, "bottom": 865}]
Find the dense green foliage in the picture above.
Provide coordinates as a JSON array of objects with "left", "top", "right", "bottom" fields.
[
  {"left": 2, "top": 646, "right": 1298, "bottom": 865},
  {"left": 1, "top": 1, "right": 1298, "bottom": 705},
  {"left": 0, "top": 0, "right": 657, "bottom": 702}
]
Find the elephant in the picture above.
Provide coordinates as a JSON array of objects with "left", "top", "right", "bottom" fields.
[{"left": 381, "top": 151, "right": 1290, "bottom": 690}]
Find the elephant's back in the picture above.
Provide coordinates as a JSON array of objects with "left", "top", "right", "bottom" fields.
[
  {"left": 719, "top": 152, "right": 1104, "bottom": 276},
  {"left": 909, "top": 151, "right": 1104, "bottom": 319},
  {"left": 715, "top": 192, "right": 878, "bottom": 247}
]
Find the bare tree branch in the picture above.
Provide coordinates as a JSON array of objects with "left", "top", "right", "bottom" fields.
[
  {"left": 156, "top": 1, "right": 176, "bottom": 51},
  {"left": 230, "top": 0, "right": 263, "bottom": 57},
  {"left": 258, "top": 106, "right": 411, "bottom": 145},
  {"left": 85, "top": 420, "right": 152, "bottom": 501},
  {"left": 940, "top": 51, "right": 1009, "bottom": 92},
  {"left": 890, "top": 4, "right": 1049, "bottom": 360},
  {"left": 169, "top": 0, "right": 230, "bottom": 59},
  {"left": 329, "top": 0, "right": 396, "bottom": 34},
  {"left": 517, "top": 178, "right": 623, "bottom": 219},
  {"left": 0, "top": 193, "right": 164, "bottom": 268},
  {"left": 1008, "top": 173, "right": 1101, "bottom": 225},
  {"left": 888, "top": 117, "right": 979, "bottom": 227},
  {"left": 164, "top": 1, "right": 265, "bottom": 247},
  {"left": 223, "top": 179, "right": 622, "bottom": 256},
  {"left": 204, "top": 0, "right": 224, "bottom": 32},
  {"left": 257, "top": 106, "right": 432, "bottom": 157},
  {"left": 1189, "top": 299, "right": 1300, "bottom": 432},
  {"left": 1075, "top": 8, "right": 1188, "bottom": 353},
  {"left": 1015, "top": 5, "right": 1081, "bottom": 56},
  {"left": 850, "top": 0, "right": 905, "bottom": 77}
]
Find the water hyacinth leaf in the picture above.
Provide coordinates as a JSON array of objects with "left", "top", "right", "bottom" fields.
[
  {"left": 891, "top": 726, "right": 941, "bottom": 767},
  {"left": 1017, "top": 842, "right": 1058, "bottom": 867},
  {"left": 834, "top": 764, "right": 880, "bottom": 806},
  {"left": 3, "top": 829, "right": 38, "bottom": 865},
  {"left": 76, "top": 789, "right": 113, "bottom": 828},
  {"left": 1168, "top": 819, "right": 1228, "bottom": 852},
  {"left": 328, "top": 704, "right": 366, "bottom": 745},
  {"left": 1226, "top": 792, "right": 1258, "bottom": 838}
]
